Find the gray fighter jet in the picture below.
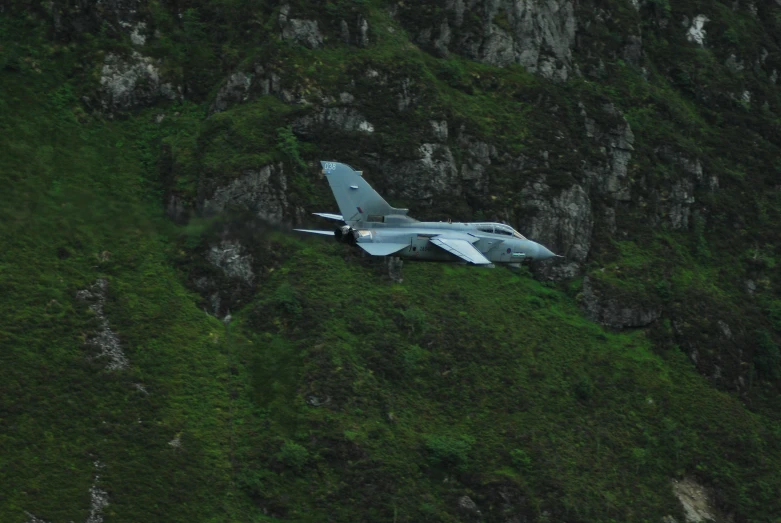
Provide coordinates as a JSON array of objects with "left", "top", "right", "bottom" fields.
[{"left": 295, "top": 161, "right": 561, "bottom": 266}]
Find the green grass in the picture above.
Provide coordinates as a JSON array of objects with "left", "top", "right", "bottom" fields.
[
  {"left": 3, "top": 0, "right": 781, "bottom": 521},
  {"left": 227, "top": 245, "right": 781, "bottom": 521},
  {"left": 0, "top": 50, "right": 254, "bottom": 521}
]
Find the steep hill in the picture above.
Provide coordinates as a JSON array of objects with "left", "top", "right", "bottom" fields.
[{"left": 2, "top": 0, "right": 781, "bottom": 521}]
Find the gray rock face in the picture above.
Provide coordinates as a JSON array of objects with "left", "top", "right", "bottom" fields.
[
  {"left": 581, "top": 103, "right": 635, "bottom": 202},
  {"left": 623, "top": 34, "right": 643, "bottom": 66},
  {"left": 401, "top": 0, "right": 577, "bottom": 81},
  {"left": 386, "top": 257, "right": 404, "bottom": 283},
  {"left": 457, "top": 495, "right": 483, "bottom": 521},
  {"left": 581, "top": 276, "right": 661, "bottom": 329},
  {"left": 45, "top": 0, "right": 142, "bottom": 38},
  {"left": 279, "top": 4, "right": 323, "bottom": 49},
  {"left": 99, "top": 52, "right": 179, "bottom": 112},
  {"left": 293, "top": 107, "right": 375, "bottom": 136},
  {"left": 380, "top": 143, "right": 461, "bottom": 203},
  {"left": 200, "top": 164, "right": 290, "bottom": 224},
  {"left": 76, "top": 279, "right": 129, "bottom": 371},
  {"left": 686, "top": 15, "right": 710, "bottom": 46},
  {"left": 205, "top": 240, "right": 255, "bottom": 286},
  {"left": 357, "top": 16, "right": 370, "bottom": 47},
  {"left": 210, "top": 72, "right": 252, "bottom": 114},
  {"left": 652, "top": 147, "right": 715, "bottom": 229},
  {"left": 522, "top": 182, "right": 593, "bottom": 279},
  {"left": 165, "top": 194, "right": 190, "bottom": 225}
]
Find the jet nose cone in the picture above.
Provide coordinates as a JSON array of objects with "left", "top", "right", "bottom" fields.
[{"left": 532, "top": 243, "right": 558, "bottom": 261}]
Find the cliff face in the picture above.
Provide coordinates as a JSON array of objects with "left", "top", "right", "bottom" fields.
[{"left": 2, "top": 0, "right": 781, "bottom": 521}]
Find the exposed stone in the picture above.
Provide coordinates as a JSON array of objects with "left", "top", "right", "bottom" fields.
[
  {"left": 664, "top": 178, "right": 696, "bottom": 229},
  {"left": 430, "top": 119, "right": 449, "bottom": 142},
  {"left": 581, "top": 103, "right": 635, "bottom": 202},
  {"left": 686, "top": 15, "right": 709, "bottom": 46},
  {"left": 357, "top": 16, "right": 370, "bottom": 47},
  {"left": 745, "top": 279, "right": 756, "bottom": 294},
  {"left": 718, "top": 320, "right": 733, "bottom": 339},
  {"left": 397, "top": 77, "right": 416, "bottom": 111},
  {"left": 725, "top": 54, "right": 745, "bottom": 73},
  {"left": 399, "top": 0, "right": 577, "bottom": 81},
  {"left": 210, "top": 72, "right": 252, "bottom": 114},
  {"left": 623, "top": 34, "right": 643, "bottom": 66},
  {"left": 279, "top": 5, "right": 323, "bottom": 49},
  {"left": 76, "top": 279, "right": 129, "bottom": 371},
  {"left": 581, "top": 276, "right": 661, "bottom": 329},
  {"left": 205, "top": 240, "right": 255, "bottom": 286},
  {"left": 165, "top": 194, "right": 190, "bottom": 225},
  {"left": 457, "top": 495, "right": 482, "bottom": 520},
  {"left": 87, "top": 463, "right": 109, "bottom": 523},
  {"left": 379, "top": 143, "right": 460, "bottom": 203},
  {"left": 121, "top": 21, "right": 147, "bottom": 45},
  {"left": 307, "top": 394, "right": 331, "bottom": 407},
  {"left": 99, "top": 51, "right": 179, "bottom": 112},
  {"left": 201, "top": 164, "right": 289, "bottom": 224},
  {"left": 293, "top": 107, "right": 375, "bottom": 136},
  {"left": 671, "top": 477, "right": 720, "bottom": 523},
  {"left": 24, "top": 512, "right": 49, "bottom": 523},
  {"left": 386, "top": 256, "right": 404, "bottom": 283},
  {"left": 522, "top": 182, "right": 593, "bottom": 279},
  {"left": 340, "top": 19, "right": 350, "bottom": 43}
]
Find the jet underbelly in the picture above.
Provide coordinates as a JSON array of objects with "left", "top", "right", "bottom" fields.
[{"left": 401, "top": 235, "right": 452, "bottom": 261}]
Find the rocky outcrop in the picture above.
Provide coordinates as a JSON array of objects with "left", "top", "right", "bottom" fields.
[
  {"left": 671, "top": 477, "right": 729, "bottom": 523},
  {"left": 76, "top": 279, "right": 129, "bottom": 371},
  {"left": 398, "top": 0, "right": 577, "bottom": 81},
  {"left": 457, "top": 495, "right": 483, "bottom": 522},
  {"left": 386, "top": 257, "right": 404, "bottom": 283},
  {"left": 205, "top": 240, "right": 255, "bottom": 286},
  {"left": 279, "top": 4, "right": 323, "bottom": 49},
  {"left": 686, "top": 15, "right": 710, "bottom": 46},
  {"left": 374, "top": 143, "right": 461, "bottom": 204},
  {"left": 44, "top": 0, "right": 145, "bottom": 41},
  {"left": 99, "top": 52, "right": 179, "bottom": 112},
  {"left": 293, "top": 107, "right": 375, "bottom": 136},
  {"left": 522, "top": 182, "right": 593, "bottom": 279},
  {"left": 651, "top": 147, "right": 717, "bottom": 230},
  {"left": 200, "top": 164, "right": 291, "bottom": 224},
  {"left": 195, "top": 239, "right": 256, "bottom": 316},
  {"left": 580, "top": 102, "right": 635, "bottom": 202},
  {"left": 581, "top": 276, "right": 661, "bottom": 329},
  {"left": 210, "top": 72, "right": 252, "bottom": 114}
]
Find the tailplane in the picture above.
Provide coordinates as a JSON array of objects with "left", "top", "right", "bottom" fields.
[{"left": 320, "top": 161, "right": 411, "bottom": 226}]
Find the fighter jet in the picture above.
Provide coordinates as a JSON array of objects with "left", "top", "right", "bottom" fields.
[{"left": 295, "top": 161, "right": 561, "bottom": 266}]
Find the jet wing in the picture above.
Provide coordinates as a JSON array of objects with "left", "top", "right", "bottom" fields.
[
  {"left": 294, "top": 229, "right": 335, "bottom": 236},
  {"left": 313, "top": 212, "right": 344, "bottom": 221},
  {"left": 357, "top": 243, "right": 408, "bottom": 256},
  {"left": 430, "top": 237, "right": 492, "bottom": 265}
]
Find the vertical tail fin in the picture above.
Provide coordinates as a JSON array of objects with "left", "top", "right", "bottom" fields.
[{"left": 320, "top": 161, "right": 409, "bottom": 225}]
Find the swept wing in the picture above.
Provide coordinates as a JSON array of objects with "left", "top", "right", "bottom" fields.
[
  {"left": 357, "top": 243, "right": 408, "bottom": 256},
  {"left": 430, "top": 237, "right": 492, "bottom": 265},
  {"left": 294, "top": 229, "right": 335, "bottom": 236},
  {"left": 313, "top": 212, "right": 344, "bottom": 221}
]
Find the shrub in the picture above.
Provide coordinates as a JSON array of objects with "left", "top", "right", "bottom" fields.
[
  {"left": 424, "top": 434, "right": 475, "bottom": 471},
  {"left": 754, "top": 330, "right": 781, "bottom": 381},
  {"left": 510, "top": 448, "right": 532, "bottom": 471},
  {"left": 277, "top": 440, "right": 309, "bottom": 471}
]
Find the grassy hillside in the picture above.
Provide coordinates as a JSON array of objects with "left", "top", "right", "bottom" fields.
[
  {"left": 2, "top": 2, "right": 781, "bottom": 522},
  {"left": 0, "top": 26, "right": 251, "bottom": 520}
]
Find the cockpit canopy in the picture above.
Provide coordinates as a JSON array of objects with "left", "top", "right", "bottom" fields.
[{"left": 474, "top": 223, "right": 527, "bottom": 240}]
